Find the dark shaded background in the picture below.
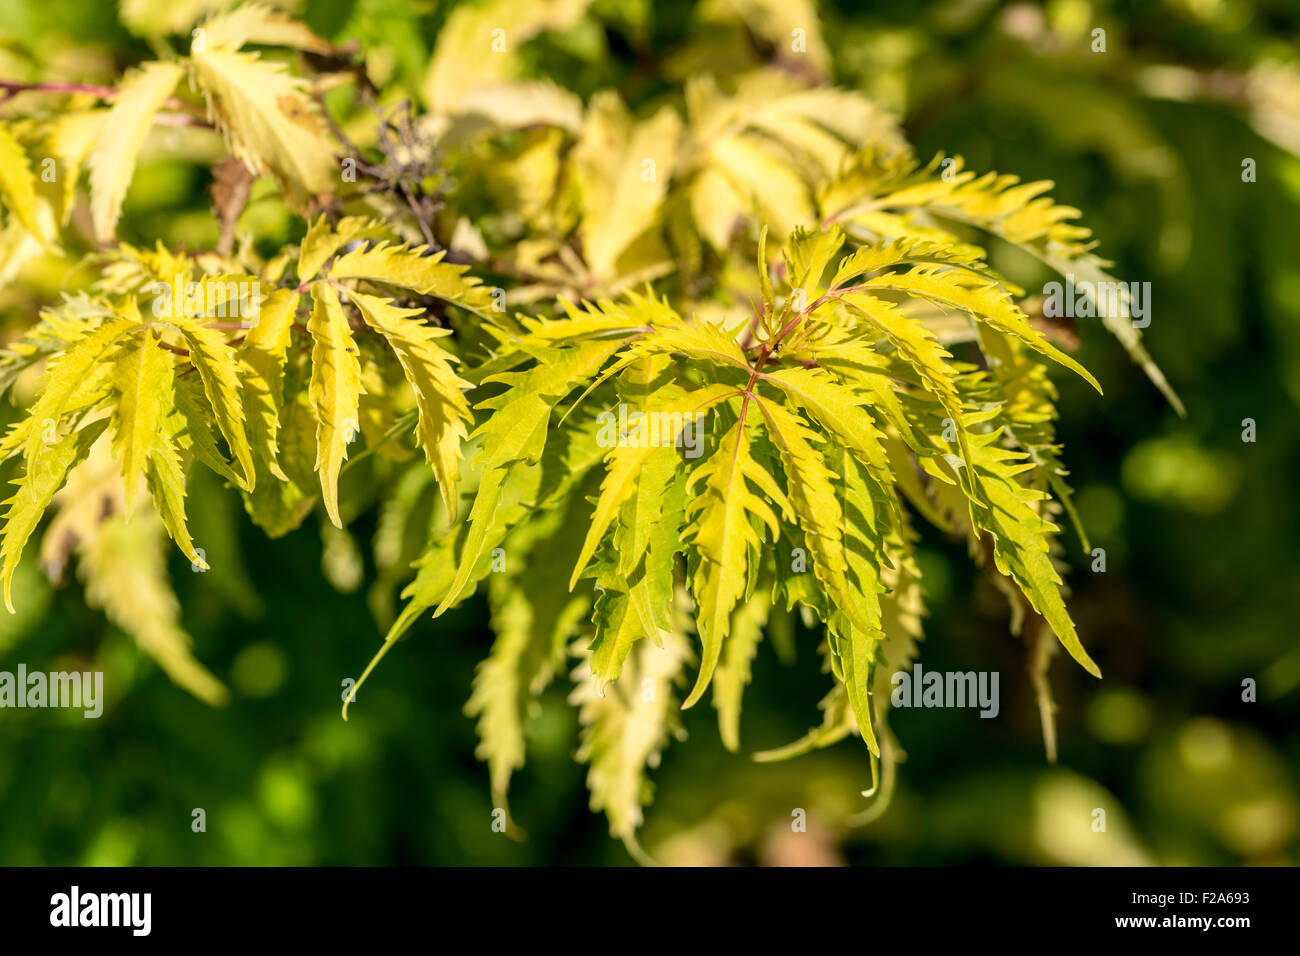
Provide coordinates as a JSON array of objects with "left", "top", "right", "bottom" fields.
[{"left": 0, "top": 0, "right": 1296, "bottom": 865}]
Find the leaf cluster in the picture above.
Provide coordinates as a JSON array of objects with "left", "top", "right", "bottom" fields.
[{"left": 0, "top": 1, "right": 1180, "bottom": 848}]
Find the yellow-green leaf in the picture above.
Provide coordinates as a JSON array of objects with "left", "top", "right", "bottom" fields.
[
  {"left": 238, "top": 287, "right": 298, "bottom": 484},
  {"left": 571, "top": 629, "right": 690, "bottom": 851},
  {"left": 87, "top": 61, "right": 184, "bottom": 242},
  {"left": 330, "top": 241, "right": 494, "bottom": 316},
  {"left": 573, "top": 92, "right": 681, "bottom": 281},
  {"left": 164, "top": 314, "right": 254, "bottom": 491},
  {"left": 683, "top": 420, "right": 784, "bottom": 708},
  {"left": 108, "top": 328, "right": 176, "bottom": 507},
  {"left": 189, "top": 48, "right": 336, "bottom": 204},
  {"left": 1, "top": 419, "right": 109, "bottom": 612},
  {"left": 0, "top": 121, "right": 50, "bottom": 242},
  {"left": 347, "top": 288, "right": 471, "bottom": 517},
  {"left": 306, "top": 282, "right": 362, "bottom": 527},
  {"left": 297, "top": 216, "right": 386, "bottom": 283}
]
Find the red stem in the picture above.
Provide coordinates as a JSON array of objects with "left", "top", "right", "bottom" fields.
[{"left": 0, "top": 78, "right": 209, "bottom": 125}]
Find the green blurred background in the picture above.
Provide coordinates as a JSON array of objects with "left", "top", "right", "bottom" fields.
[{"left": 0, "top": 0, "right": 1297, "bottom": 865}]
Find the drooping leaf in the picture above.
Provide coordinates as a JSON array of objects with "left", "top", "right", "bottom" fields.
[
  {"left": 713, "top": 595, "right": 768, "bottom": 752},
  {"left": 164, "top": 313, "right": 255, "bottom": 491},
  {"left": 107, "top": 328, "right": 175, "bottom": 507},
  {"left": 571, "top": 628, "right": 691, "bottom": 853},
  {"left": 144, "top": 410, "right": 206, "bottom": 568},
  {"left": 683, "top": 419, "right": 784, "bottom": 707},
  {"left": 347, "top": 288, "right": 472, "bottom": 517},
  {"left": 238, "top": 287, "right": 298, "bottom": 482},
  {"left": 87, "top": 61, "right": 184, "bottom": 242},
  {"left": 306, "top": 282, "right": 363, "bottom": 527},
  {"left": 1, "top": 419, "right": 109, "bottom": 612},
  {"left": 964, "top": 428, "right": 1101, "bottom": 678},
  {"left": 0, "top": 121, "right": 50, "bottom": 243},
  {"left": 189, "top": 47, "right": 336, "bottom": 204},
  {"left": 77, "top": 510, "right": 226, "bottom": 704}
]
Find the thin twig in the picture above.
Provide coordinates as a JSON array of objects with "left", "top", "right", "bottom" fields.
[{"left": 0, "top": 78, "right": 207, "bottom": 120}]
